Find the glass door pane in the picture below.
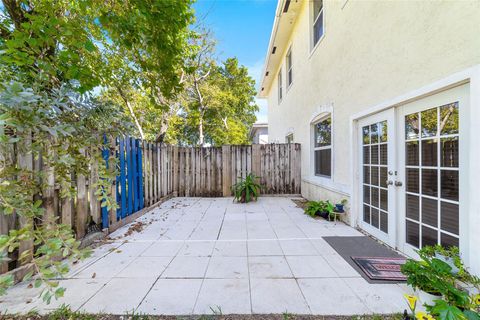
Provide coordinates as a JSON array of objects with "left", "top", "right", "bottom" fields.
[
  {"left": 404, "top": 102, "right": 459, "bottom": 249},
  {"left": 362, "top": 120, "right": 389, "bottom": 233}
]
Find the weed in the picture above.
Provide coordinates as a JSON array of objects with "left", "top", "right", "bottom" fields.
[
  {"left": 282, "top": 310, "right": 293, "bottom": 320},
  {"left": 209, "top": 306, "right": 222, "bottom": 316}
]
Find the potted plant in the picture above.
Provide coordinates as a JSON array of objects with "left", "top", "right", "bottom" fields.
[
  {"left": 401, "top": 246, "right": 480, "bottom": 308},
  {"left": 324, "top": 200, "right": 336, "bottom": 221},
  {"left": 305, "top": 201, "right": 323, "bottom": 217},
  {"left": 231, "top": 173, "right": 261, "bottom": 203},
  {"left": 401, "top": 250, "right": 446, "bottom": 306},
  {"left": 335, "top": 199, "right": 348, "bottom": 213},
  {"left": 402, "top": 246, "right": 480, "bottom": 319}
]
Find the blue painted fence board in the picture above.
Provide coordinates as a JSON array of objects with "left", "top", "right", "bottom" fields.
[
  {"left": 137, "top": 139, "right": 144, "bottom": 209},
  {"left": 102, "top": 135, "right": 145, "bottom": 229},
  {"left": 101, "top": 135, "right": 109, "bottom": 229},
  {"left": 119, "top": 138, "right": 127, "bottom": 219}
]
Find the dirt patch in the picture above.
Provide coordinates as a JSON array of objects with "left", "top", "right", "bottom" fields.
[
  {"left": 123, "top": 221, "right": 146, "bottom": 237},
  {"left": 291, "top": 198, "right": 308, "bottom": 210}
]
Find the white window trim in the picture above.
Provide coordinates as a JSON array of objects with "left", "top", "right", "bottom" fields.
[
  {"left": 313, "top": 116, "right": 332, "bottom": 178},
  {"left": 286, "top": 46, "right": 293, "bottom": 90},
  {"left": 309, "top": 0, "right": 326, "bottom": 57},
  {"left": 310, "top": 105, "right": 334, "bottom": 183}
]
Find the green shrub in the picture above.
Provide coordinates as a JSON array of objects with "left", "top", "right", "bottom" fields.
[
  {"left": 231, "top": 174, "right": 261, "bottom": 203},
  {"left": 401, "top": 246, "right": 480, "bottom": 319},
  {"left": 305, "top": 201, "right": 323, "bottom": 217}
]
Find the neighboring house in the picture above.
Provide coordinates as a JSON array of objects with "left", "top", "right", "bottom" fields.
[
  {"left": 249, "top": 122, "right": 269, "bottom": 144},
  {"left": 259, "top": 0, "right": 480, "bottom": 274}
]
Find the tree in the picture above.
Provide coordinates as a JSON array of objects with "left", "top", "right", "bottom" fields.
[
  {"left": 178, "top": 31, "right": 258, "bottom": 146},
  {"left": 0, "top": 0, "right": 194, "bottom": 301}
]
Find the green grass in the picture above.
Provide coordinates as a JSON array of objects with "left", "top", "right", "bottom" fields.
[{"left": 1, "top": 305, "right": 404, "bottom": 320}]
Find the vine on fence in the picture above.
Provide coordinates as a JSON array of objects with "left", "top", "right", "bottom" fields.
[{"left": 0, "top": 81, "right": 132, "bottom": 302}]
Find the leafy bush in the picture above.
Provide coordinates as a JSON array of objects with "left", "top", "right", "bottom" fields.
[
  {"left": 304, "top": 200, "right": 335, "bottom": 220},
  {"left": 0, "top": 81, "right": 131, "bottom": 302},
  {"left": 305, "top": 201, "right": 323, "bottom": 217},
  {"left": 231, "top": 174, "right": 261, "bottom": 203},
  {"left": 401, "top": 246, "right": 480, "bottom": 320}
]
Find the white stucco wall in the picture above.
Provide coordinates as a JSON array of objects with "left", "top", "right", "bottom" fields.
[
  {"left": 262, "top": 1, "right": 480, "bottom": 273},
  {"left": 251, "top": 127, "right": 269, "bottom": 144},
  {"left": 265, "top": 0, "right": 480, "bottom": 198}
]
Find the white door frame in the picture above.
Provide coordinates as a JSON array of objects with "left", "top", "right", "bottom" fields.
[
  {"left": 349, "top": 65, "right": 480, "bottom": 275},
  {"left": 396, "top": 84, "right": 469, "bottom": 259},
  {"left": 357, "top": 108, "right": 397, "bottom": 248}
]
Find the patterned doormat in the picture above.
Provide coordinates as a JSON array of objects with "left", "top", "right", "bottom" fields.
[{"left": 351, "top": 256, "right": 407, "bottom": 281}]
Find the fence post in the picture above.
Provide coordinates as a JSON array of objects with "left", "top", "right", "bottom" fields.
[
  {"left": 222, "top": 145, "right": 231, "bottom": 196},
  {"left": 17, "top": 131, "right": 33, "bottom": 264},
  {"left": 90, "top": 147, "right": 101, "bottom": 225},
  {"left": 173, "top": 146, "right": 178, "bottom": 195},
  {"left": 100, "top": 136, "right": 110, "bottom": 229},
  {"left": 119, "top": 138, "right": 127, "bottom": 219},
  {"left": 75, "top": 148, "right": 87, "bottom": 238},
  {"left": 43, "top": 138, "right": 56, "bottom": 229},
  {"left": 137, "top": 139, "right": 144, "bottom": 209},
  {"left": 251, "top": 144, "right": 261, "bottom": 181},
  {"left": 111, "top": 137, "right": 119, "bottom": 224}
]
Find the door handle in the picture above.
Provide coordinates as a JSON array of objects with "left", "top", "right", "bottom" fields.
[
  {"left": 395, "top": 181, "right": 403, "bottom": 187},
  {"left": 386, "top": 180, "right": 394, "bottom": 186}
]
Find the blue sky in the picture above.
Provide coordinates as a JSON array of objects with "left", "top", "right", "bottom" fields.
[{"left": 193, "top": 0, "right": 277, "bottom": 123}]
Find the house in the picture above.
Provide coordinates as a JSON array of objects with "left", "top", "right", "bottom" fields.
[
  {"left": 258, "top": 0, "right": 480, "bottom": 275},
  {"left": 249, "top": 122, "right": 269, "bottom": 144}
]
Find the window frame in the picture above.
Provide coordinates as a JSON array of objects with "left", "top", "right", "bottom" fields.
[
  {"left": 286, "top": 47, "right": 293, "bottom": 88},
  {"left": 286, "top": 133, "right": 294, "bottom": 143},
  {"left": 278, "top": 68, "right": 283, "bottom": 103},
  {"left": 313, "top": 115, "right": 332, "bottom": 178},
  {"left": 310, "top": 0, "right": 325, "bottom": 53}
]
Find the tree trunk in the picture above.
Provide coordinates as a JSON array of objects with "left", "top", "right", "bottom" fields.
[
  {"left": 155, "top": 113, "right": 169, "bottom": 143},
  {"left": 116, "top": 86, "right": 145, "bottom": 139},
  {"left": 199, "top": 114, "right": 204, "bottom": 146}
]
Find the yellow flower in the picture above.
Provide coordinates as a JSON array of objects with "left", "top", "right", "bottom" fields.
[
  {"left": 404, "top": 294, "right": 418, "bottom": 311},
  {"left": 474, "top": 294, "right": 480, "bottom": 306},
  {"left": 416, "top": 311, "right": 427, "bottom": 320},
  {"left": 425, "top": 314, "right": 435, "bottom": 320}
]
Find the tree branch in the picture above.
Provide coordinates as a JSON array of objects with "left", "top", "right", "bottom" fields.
[{"left": 115, "top": 85, "right": 145, "bottom": 139}]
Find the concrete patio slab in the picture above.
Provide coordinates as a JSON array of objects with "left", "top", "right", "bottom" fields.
[{"left": 0, "top": 197, "right": 410, "bottom": 316}]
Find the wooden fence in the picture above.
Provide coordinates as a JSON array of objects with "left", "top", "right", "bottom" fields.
[
  {"left": 1, "top": 141, "right": 300, "bottom": 275},
  {"left": 140, "top": 143, "right": 302, "bottom": 198}
]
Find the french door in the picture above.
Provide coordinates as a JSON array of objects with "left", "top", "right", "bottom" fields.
[
  {"left": 397, "top": 85, "right": 466, "bottom": 257},
  {"left": 357, "top": 85, "right": 465, "bottom": 257},
  {"left": 358, "top": 109, "right": 397, "bottom": 247}
]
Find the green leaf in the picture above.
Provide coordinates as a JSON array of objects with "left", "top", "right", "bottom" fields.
[
  {"left": 34, "top": 279, "right": 42, "bottom": 288},
  {"left": 431, "top": 300, "right": 466, "bottom": 320},
  {"left": 464, "top": 310, "right": 480, "bottom": 320},
  {"left": 84, "top": 40, "right": 95, "bottom": 52},
  {"left": 54, "top": 287, "right": 66, "bottom": 299},
  {"left": 22, "top": 271, "right": 33, "bottom": 282}
]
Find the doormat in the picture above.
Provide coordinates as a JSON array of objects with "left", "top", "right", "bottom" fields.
[
  {"left": 351, "top": 256, "right": 407, "bottom": 281},
  {"left": 323, "top": 236, "right": 406, "bottom": 283}
]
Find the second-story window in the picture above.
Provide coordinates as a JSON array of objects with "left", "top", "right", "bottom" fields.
[
  {"left": 312, "top": 0, "right": 324, "bottom": 47},
  {"left": 286, "top": 48, "right": 293, "bottom": 87},
  {"left": 278, "top": 68, "right": 283, "bottom": 102}
]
